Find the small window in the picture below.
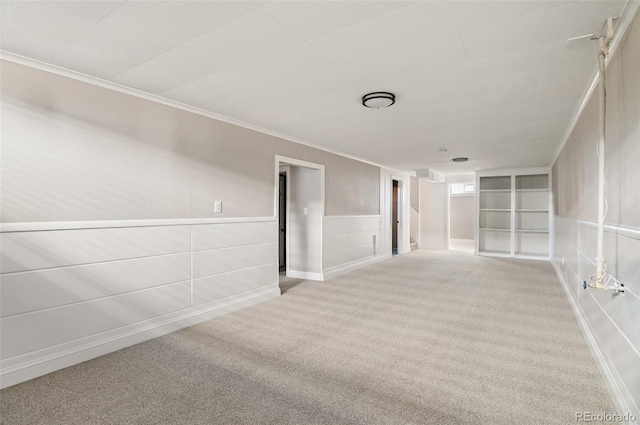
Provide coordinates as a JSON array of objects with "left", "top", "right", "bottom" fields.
[{"left": 451, "top": 183, "right": 475, "bottom": 195}]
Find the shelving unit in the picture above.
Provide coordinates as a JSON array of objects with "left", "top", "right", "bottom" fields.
[
  {"left": 476, "top": 169, "right": 550, "bottom": 260},
  {"left": 478, "top": 176, "right": 512, "bottom": 256}
]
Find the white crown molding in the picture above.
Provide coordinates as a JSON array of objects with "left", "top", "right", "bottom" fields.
[
  {"left": 550, "top": 0, "right": 640, "bottom": 166},
  {"left": 0, "top": 51, "right": 395, "bottom": 172}
]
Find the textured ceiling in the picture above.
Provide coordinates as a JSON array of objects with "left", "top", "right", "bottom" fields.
[{"left": 0, "top": 0, "right": 630, "bottom": 174}]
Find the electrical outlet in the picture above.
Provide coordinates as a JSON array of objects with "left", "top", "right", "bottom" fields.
[
  {"left": 214, "top": 201, "right": 222, "bottom": 213},
  {"left": 303, "top": 207, "right": 308, "bottom": 215}
]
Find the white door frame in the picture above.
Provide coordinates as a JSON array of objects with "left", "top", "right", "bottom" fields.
[
  {"left": 274, "top": 155, "right": 325, "bottom": 280},
  {"left": 391, "top": 175, "right": 405, "bottom": 254}
]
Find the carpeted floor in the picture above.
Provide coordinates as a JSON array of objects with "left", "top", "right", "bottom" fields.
[{"left": 0, "top": 250, "right": 615, "bottom": 425}]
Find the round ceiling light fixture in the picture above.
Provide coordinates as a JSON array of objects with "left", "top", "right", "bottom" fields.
[
  {"left": 452, "top": 157, "right": 469, "bottom": 163},
  {"left": 362, "top": 92, "right": 395, "bottom": 109}
]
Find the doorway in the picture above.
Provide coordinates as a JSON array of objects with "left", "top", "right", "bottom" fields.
[
  {"left": 274, "top": 155, "right": 325, "bottom": 288},
  {"left": 448, "top": 182, "right": 476, "bottom": 254},
  {"left": 392, "top": 180, "right": 399, "bottom": 255},
  {"left": 278, "top": 172, "right": 287, "bottom": 272}
]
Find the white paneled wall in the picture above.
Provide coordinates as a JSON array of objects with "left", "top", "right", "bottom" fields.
[
  {"left": 0, "top": 218, "right": 279, "bottom": 388},
  {"left": 552, "top": 217, "right": 640, "bottom": 417},
  {"left": 323, "top": 216, "right": 386, "bottom": 280}
]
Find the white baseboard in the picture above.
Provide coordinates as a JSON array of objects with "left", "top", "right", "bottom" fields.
[
  {"left": 286, "top": 270, "right": 324, "bottom": 281},
  {"left": 418, "top": 244, "right": 448, "bottom": 250},
  {"left": 323, "top": 253, "right": 391, "bottom": 281},
  {"left": 0, "top": 285, "right": 280, "bottom": 389},
  {"left": 552, "top": 261, "right": 638, "bottom": 422},
  {"left": 449, "top": 239, "right": 474, "bottom": 244}
]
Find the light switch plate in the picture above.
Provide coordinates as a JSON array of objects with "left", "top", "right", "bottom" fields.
[{"left": 303, "top": 207, "right": 308, "bottom": 215}]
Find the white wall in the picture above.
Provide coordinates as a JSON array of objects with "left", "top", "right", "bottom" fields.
[
  {"left": 0, "top": 218, "right": 279, "bottom": 388},
  {"left": 450, "top": 195, "right": 475, "bottom": 240},
  {"left": 551, "top": 8, "right": 640, "bottom": 419},
  {"left": 419, "top": 180, "right": 448, "bottom": 249}
]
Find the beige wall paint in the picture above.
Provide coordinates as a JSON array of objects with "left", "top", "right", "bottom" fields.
[
  {"left": 449, "top": 196, "right": 475, "bottom": 240},
  {"left": 0, "top": 61, "right": 380, "bottom": 222}
]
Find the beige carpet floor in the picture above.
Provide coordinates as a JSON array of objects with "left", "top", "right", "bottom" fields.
[{"left": 0, "top": 250, "right": 615, "bottom": 425}]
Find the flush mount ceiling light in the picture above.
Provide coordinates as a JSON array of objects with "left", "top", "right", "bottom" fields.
[
  {"left": 362, "top": 92, "right": 395, "bottom": 109},
  {"left": 452, "top": 157, "right": 469, "bottom": 163},
  {"left": 439, "top": 149, "right": 449, "bottom": 155}
]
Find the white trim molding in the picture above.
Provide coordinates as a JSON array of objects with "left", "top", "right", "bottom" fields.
[
  {"left": 0, "top": 217, "right": 276, "bottom": 233},
  {"left": 323, "top": 253, "right": 391, "bottom": 281},
  {"left": 286, "top": 270, "right": 324, "bottom": 281}
]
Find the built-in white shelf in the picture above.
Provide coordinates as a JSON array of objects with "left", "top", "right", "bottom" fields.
[
  {"left": 476, "top": 170, "right": 550, "bottom": 260},
  {"left": 515, "top": 252, "right": 548, "bottom": 258}
]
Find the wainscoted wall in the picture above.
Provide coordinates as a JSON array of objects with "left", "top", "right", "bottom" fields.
[
  {"left": 0, "top": 218, "right": 279, "bottom": 388},
  {"left": 553, "top": 217, "right": 640, "bottom": 417},
  {"left": 323, "top": 216, "right": 386, "bottom": 280},
  {"left": 551, "top": 7, "right": 640, "bottom": 419}
]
